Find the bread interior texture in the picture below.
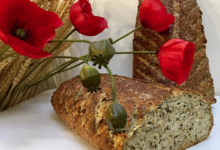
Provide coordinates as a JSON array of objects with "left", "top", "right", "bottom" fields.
[{"left": 123, "top": 93, "right": 213, "bottom": 150}]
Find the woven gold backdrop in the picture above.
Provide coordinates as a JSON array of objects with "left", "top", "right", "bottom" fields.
[{"left": 0, "top": 0, "right": 76, "bottom": 111}]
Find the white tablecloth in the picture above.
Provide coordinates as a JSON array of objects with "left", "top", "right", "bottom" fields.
[{"left": 0, "top": 90, "right": 219, "bottom": 150}]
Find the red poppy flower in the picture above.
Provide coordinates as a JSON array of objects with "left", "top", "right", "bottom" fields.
[
  {"left": 69, "top": 0, "right": 108, "bottom": 36},
  {"left": 139, "top": 0, "right": 175, "bottom": 32},
  {"left": 0, "top": 0, "right": 63, "bottom": 59},
  {"left": 157, "top": 39, "right": 195, "bottom": 85}
]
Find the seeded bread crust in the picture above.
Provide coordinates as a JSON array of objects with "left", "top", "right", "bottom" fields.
[
  {"left": 133, "top": 0, "right": 216, "bottom": 104},
  {"left": 51, "top": 74, "right": 213, "bottom": 150}
]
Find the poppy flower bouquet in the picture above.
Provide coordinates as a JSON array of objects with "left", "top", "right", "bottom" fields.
[{"left": 0, "top": 0, "right": 195, "bottom": 133}]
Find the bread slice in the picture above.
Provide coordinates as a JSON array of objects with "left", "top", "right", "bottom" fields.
[
  {"left": 51, "top": 74, "right": 213, "bottom": 150},
  {"left": 133, "top": 0, "right": 216, "bottom": 104}
]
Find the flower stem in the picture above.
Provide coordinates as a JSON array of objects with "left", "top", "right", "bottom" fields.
[
  {"left": 0, "top": 52, "right": 16, "bottom": 62},
  {"left": 50, "top": 28, "right": 76, "bottom": 53},
  {"left": 15, "top": 56, "right": 86, "bottom": 92},
  {"left": 8, "top": 54, "right": 77, "bottom": 108},
  {"left": 56, "top": 62, "right": 84, "bottom": 74},
  {"left": 0, "top": 45, "right": 10, "bottom": 57},
  {"left": 47, "top": 55, "right": 87, "bottom": 75},
  {"left": 113, "top": 25, "right": 142, "bottom": 44},
  {"left": 46, "top": 59, "right": 77, "bottom": 75},
  {"left": 105, "top": 66, "right": 117, "bottom": 101},
  {"left": 15, "top": 60, "right": 73, "bottom": 92},
  {"left": 50, "top": 39, "right": 91, "bottom": 44},
  {"left": 27, "top": 62, "right": 84, "bottom": 88},
  {"left": 115, "top": 51, "right": 156, "bottom": 54},
  {"left": 84, "top": 53, "right": 90, "bottom": 64},
  {"left": 8, "top": 85, "right": 29, "bottom": 108}
]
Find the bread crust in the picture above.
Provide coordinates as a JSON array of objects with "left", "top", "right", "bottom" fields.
[
  {"left": 51, "top": 74, "right": 213, "bottom": 150},
  {"left": 133, "top": 0, "right": 216, "bottom": 104}
]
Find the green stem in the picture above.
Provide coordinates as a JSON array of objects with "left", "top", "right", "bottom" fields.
[
  {"left": 15, "top": 56, "right": 85, "bottom": 91},
  {"left": 18, "top": 59, "right": 78, "bottom": 89},
  {"left": 84, "top": 53, "right": 90, "bottom": 64},
  {"left": 113, "top": 25, "right": 142, "bottom": 44},
  {"left": 28, "top": 62, "right": 84, "bottom": 87},
  {"left": 50, "top": 39, "right": 91, "bottom": 44},
  {"left": 105, "top": 66, "right": 116, "bottom": 101},
  {"left": 8, "top": 85, "right": 29, "bottom": 108},
  {"left": 65, "top": 28, "right": 76, "bottom": 38},
  {"left": 50, "top": 28, "right": 76, "bottom": 53},
  {"left": 115, "top": 51, "right": 156, "bottom": 54},
  {"left": 46, "top": 59, "right": 77, "bottom": 75},
  {"left": 53, "top": 62, "right": 84, "bottom": 75},
  {"left": 15, "top": 61, "right": 70, "bottom": 91},
  {"left": 46, "top": 55, "right": 87, "bottom": 75},
  {"left": 0, "top": 53, "right": 16, "bottom": 62},
  {"left": 0, "top": 45, "right": 10, "bottom": 57}
]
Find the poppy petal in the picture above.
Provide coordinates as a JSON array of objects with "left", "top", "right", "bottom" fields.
[
  {"left": 69, "top": 0, "right": 108, "bottom": 36},
  {"left": 5, "top": 34, "right": 51, "bottom": 59},
  {"left": 139, "top": 0, "right": 175, "bottom": 32},
  {"left": 157, "top": 39, "right": 195, "bottom": 84}
]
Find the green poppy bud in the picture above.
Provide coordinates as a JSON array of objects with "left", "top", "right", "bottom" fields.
[
  {"left": 106, "top": 102, "right": 128, "bottom": 134},
  {"left": 80, "top": 65, "right": 101, "bottom": 92},
  {"left": 89, "top": 39, "right": 115, "bottom": 69}
]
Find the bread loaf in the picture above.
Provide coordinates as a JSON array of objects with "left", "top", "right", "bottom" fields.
[
  {"left": 133, "top": 0, "right": 216, "bottom": 104},
  {"left": 51, "top": 74, "right": 213, "bottom": 150}
]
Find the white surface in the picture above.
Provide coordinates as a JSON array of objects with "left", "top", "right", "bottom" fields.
[
  {"left": 0, "top": 90, "right": 219, "bottom": 150},
  {"left": 59, "top": 0, "right": 220, "bottom": 95}
]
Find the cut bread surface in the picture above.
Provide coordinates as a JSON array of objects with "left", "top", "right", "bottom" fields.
[{"left": 124, "top": 93, "right": 213, "bottom": 150}]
